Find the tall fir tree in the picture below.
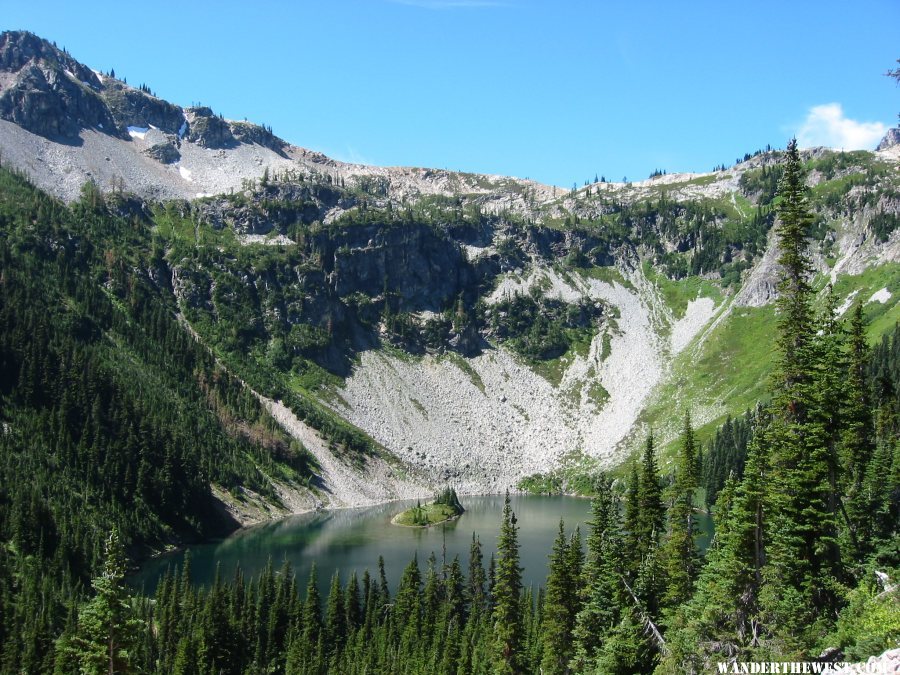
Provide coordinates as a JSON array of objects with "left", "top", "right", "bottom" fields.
[
  {"left": 539, "top": 521, "right": 580, "bottom": 675},
  {"left": 59, "top": 531, "right": 144, "bottom": 675},
  {"left": 623, "top": 459, "right": 642, "bottom": 575},
  {"left": 841, "top": 303, "right": 875, "bottom": 559},
  {"left": 761, "top": 138, "right": 844, "bottom": 655},
  {"left": 491, "top": 492, "right": 524, "bottom": 674},
  {"left": 661, "top": 411, "right": 701, "bottom": 611},
  {"left": 636, "top": 432, "right": 665, "bottom": 566},
  {"left": 570, "top": 475, "right": 624, "bottom": 673},
  {"left": 468, "top": 532, "right": 487, "bottom": 614},
  {"left": 324, "top": 570, "right": 346, "bottom": 659}
]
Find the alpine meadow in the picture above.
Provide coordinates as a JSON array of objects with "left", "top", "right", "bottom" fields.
[{"left": 0, "top": 22, "right": 899, "bottom": 675}]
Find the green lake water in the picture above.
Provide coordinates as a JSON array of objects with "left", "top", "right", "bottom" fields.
[{"left": 133, "top": 494, "right": 712, "bottom": 597}]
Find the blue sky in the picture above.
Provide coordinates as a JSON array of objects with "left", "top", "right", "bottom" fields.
[{"left": 3, "top": 0, "right": 898, "bottom": 186}]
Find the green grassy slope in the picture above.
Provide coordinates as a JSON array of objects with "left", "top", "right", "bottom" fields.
[{"left": 638, "top": 265, "right": 900, "bottom": 468}]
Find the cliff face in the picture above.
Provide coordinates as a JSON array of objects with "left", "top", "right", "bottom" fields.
[
  {"left": 877, "top": 127, "right": 900, "bottom": 151},
  {"left": 319, "top": 222, "right": 476, "bottom": 310},
  {"left": 1, "top": 29, "right": 898, "bottom": 495},
  {"left": 104, "top": 81, "right": 185, "bottom": 135},
  {"left": 0, "top": 32, "right": 116, "bottom": 139}
]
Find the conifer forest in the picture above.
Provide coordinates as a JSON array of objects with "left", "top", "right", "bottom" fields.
[{"left": 1, "top": 131, "right": 898, "bottom": 673}]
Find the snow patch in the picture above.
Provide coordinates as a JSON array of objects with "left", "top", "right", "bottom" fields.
[
  {"left": 868, "top": 287, "right": 892, "bottom": 304},
  {"left": 178, "top": 119, "right": 188, "bottom": 139},
  {"left": 127, "top": 126, "right": 149, "bottom": 140},
  {"left": 178, "top": 166, "right": 192, "bottom": 182}
]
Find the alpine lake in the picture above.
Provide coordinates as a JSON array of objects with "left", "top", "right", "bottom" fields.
[{"left": 132, "top": 494, "right": 713, "bottom": 597}]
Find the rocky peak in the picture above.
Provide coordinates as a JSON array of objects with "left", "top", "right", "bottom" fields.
[
  {"left": 0, "top": 30, "right": 116, "bottom": 139},
  {"left": 0, "top": 31, "right": 100, "bottom": 88},
  {"left": 877, "top": 127, "right": 900, "bottom": 151},
  {"left": 0, "top": 30, "right": 292, "bottom": 156},
  {"left": 0, "top": 31, "right": 184, "bottom": 139}
]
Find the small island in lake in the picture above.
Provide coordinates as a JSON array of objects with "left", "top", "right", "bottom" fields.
[{"left": 392, "top": 487, "right": 465, "bottom": 527}]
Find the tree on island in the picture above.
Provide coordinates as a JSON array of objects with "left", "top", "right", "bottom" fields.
[{"left": 433, "top": 486, "right": 464, "bottom": 514}]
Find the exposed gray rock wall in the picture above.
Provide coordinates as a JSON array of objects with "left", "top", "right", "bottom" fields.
[
  {"left": 0, "top": 30, "right": 100, "bottom": 86},
  {"left": 0, "top": 60, "right": 117, "bottom": 139},
  {"left": 104, "top": 82, "right": 185, "bottom": 135},
  {"left": 876, "top": 127, "right": 900, "bottom": 151},
  {"left": 185, "top": 107, "right": 235, "bottom": 149},
  {"left": 316, "top": 222, "right": 478, "bottom": 311}
]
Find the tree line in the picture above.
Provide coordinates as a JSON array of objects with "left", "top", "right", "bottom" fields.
[{"left": 0, "top": 141, "right": 898, "bottom": 672}]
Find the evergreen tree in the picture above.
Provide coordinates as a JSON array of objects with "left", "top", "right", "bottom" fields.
[
  {"left": 636, "top": 433, "right": 664, "bottom": 566},
  {"left": 299, "top": 563, "right": 322, "bottom": 669},
  {"left": 443, "top": 556, "right": 466, "bottom": 632},
  {"left": 816, "top": 286, "right": 847, "bottom": 559},
  {"left": 60, "top": 531, "right": 144, "bottom": 674},
  {"left": 324, "top": 570, "right": 346, "bottom": 658},
  {"left": 539, "top": 520, "right": 577, "bottom": 675},
  {"left": 468, "top": 533, "right": 487, "bottom": 614},
  {"left": 841, "top": 303, "right": 875, "bottom": 558},
  {"left": 661, "top": 473, "right": 759, "bottom": 671},
  {"left": 198, "top": 564, "right": 236, "bottom": 674},
  {"left": 595, "top": 606, "right": 654, "bottom": 675},
  {"left": 661, "top": 411, "right": 701, "bottom": 611},
  {"left": 623, "top": 460, "right": 642, "bottom": 574},
  {"left": 761, "top": 139, "right": 844, "bottom": 653},
  {"left": 571, "top": 476, "right": 623, "bottom": 672},
  {"left": 703, "top": 411, "right": 755, "bottom": 507},
  {"left": 421, "top": 553, "right": 442, "bottom": 651},
  {"left": 491, "top": 492, "right": 523, "bottom": 674},
  {"left": 344, "top": 572, "right": 362, "bottom": 634}
]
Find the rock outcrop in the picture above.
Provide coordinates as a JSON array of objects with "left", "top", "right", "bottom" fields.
[
  {"left": 876, "top": 126, "right": 900, "bottom": 151},
  {"left": 144, "top": 141, "right": 181, "bottom": 164},
  {"left": 320, "top": 222, "right": 478, "bottom": 311},
  {"left": 0, "top": 32, "right": 116, "bottom": 139},
  {"left": 229, "top": 121, "right": 287, "bottom": 155},
  {"left": 104, "top": 81, "right": 185, "bottom": 135},
  {"left": 184, "top": 107, "right": 235, "bottom": 149},
  {"left": 0, "top": 30, "right": 99, "bottom": 86}
]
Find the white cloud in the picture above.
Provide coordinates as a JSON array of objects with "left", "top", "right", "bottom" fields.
[{"left": 795, "top": 103, "right": 889, "bottom": 150}]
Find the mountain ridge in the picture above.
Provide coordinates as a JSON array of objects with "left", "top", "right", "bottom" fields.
[{"left": 1, "top": 29, "right": 899, "bottom": 500}]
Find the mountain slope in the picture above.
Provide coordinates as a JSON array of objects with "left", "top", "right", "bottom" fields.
[{"left": 1, "top": 29, "right": 899, "bottom": 495}]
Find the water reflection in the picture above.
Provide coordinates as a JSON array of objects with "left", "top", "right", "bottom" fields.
[
  {"left": 134, "top": 495, "right": 593, "bottom": 595},
  {"left": 132, "top": 494, "right": 713, "bottom": 598}
]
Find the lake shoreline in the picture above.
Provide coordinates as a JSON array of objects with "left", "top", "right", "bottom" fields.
[
  {"left": 131, "top": 495, "right": 606, "bottom": 596},
  {"left": 390, "top": 511, "right": 463, "bottom": 528},
  {"left": 139, "top": 488, "right": 591, "bottom": 564}
]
